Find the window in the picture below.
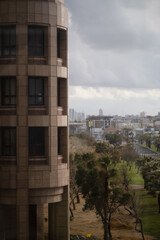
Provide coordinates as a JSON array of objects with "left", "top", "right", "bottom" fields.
[
  {"left": 2, "top": 78, "right": 16, "bottom": 106},
  {"left": 1, "top": 26, "right": 16, "bottom": 56},
  {"left": 29, "top": 128, "right": 45, "bottom": 156},
  {"left": 57, "top": 28, "right": 67, "bottom": 66},
  {"left": 57, "top": 28, "right": 61, "bottom": 59},
  {"left": 28, "top": 26, "right": 45, "bottom": 57},
  {"left": 2, "top": 128, "right": 16, "bottom": 156},
  {"left": 28, "top": 77, "right": 44, "bottom": 106}
]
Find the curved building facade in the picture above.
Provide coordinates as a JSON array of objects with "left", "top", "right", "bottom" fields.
[{"left": 0, "top": 0, "right": 69, "bottom": 239}]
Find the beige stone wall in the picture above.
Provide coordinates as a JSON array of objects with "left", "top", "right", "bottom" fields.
[{"left": 0, "top": 0, "right": 69, "bottom": 239}]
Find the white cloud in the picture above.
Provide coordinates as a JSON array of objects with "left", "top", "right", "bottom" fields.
[{"left": 69, "top": 86, "right": 160, "bottom": 101}]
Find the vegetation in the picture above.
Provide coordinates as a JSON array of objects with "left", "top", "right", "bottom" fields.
[
  {"left": 135, "top": 189, "right": 160, "bottom": 238},
  {"left": 75, "top": 132, "right": 95, "bottom": 146},
  {"left": 124, "top": 192, "right": 145, "bottom": 240},
  {"left": 105, "top": 132, "right": 122, "bottom": 146},
  {"left": 136, "top": 156, "right": 160, "bottom": 213},
  {"left": 76, "top": 155, "right": 130, "bottom": 240},
  {"left": 121, "top": 144, "right": 139, "bottom": 170},
  {"left": 70, "top": 134, "right": 160, "bottom": 239},
  {"left": 117, "top": 161, "right": 144, "bottom": 185}
]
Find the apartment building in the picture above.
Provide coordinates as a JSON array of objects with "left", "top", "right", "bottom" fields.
[{"left": 0, "top": 0, "right": 69, "bottom": 239}]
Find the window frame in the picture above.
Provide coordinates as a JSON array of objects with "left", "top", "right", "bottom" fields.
[
  {"left": 28, "top": 77, "right": 44, "bottom": 106},
  {"left": 1, "top": 25, "right": 16, "bottom": 57},
  {"left": 1, "top": 77, "right": 16, "bottom": 106}
]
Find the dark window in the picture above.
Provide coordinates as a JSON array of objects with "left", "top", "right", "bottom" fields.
[
  {"left": 28, "top": 77, "right": 44, "bottom": 106},
  {"left": 2, "top": 128, "right": 16, "bottom": 156},
  {"left": 29, "top": 205, "right": 37, "bottom": 240},
  {"left": 28, "top": 26, "right": 44, "bottom": 57},
  {"left": 29, "top": 128, "right": 45, "bottom": 156},
  {"left": 2, "top": 78, "right": 16, "bottom": 106},
  {"left": 57, "top": 28, "right": 61, "bottom": 58},
  {"left": 58, "top": 127, "right": 61, "bottom": 155},
  {"left": 1, "top": 26, "right": 16, "bottom": 56},
  {"left": 57, "top": 78, "right": 61, "bottom": 106},
  {"left": 57, "top": 28, "right": 67, "bottom": 66}
]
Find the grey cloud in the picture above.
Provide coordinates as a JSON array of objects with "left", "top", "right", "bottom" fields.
[
  {"left": 65, "top": 0, "right": 160, "bottom": 52},
  {"left": 120, "top": 0, "right": 146, "bottom": 9},
  {"left": 65, "top": 0, "right": 160, "bottom": 96}
]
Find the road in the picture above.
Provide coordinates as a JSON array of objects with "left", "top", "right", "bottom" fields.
[{"left": 133, "top": 143, "right": 160, "bottom": 158}]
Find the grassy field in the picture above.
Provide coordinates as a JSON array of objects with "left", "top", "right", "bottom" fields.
[
  {"left": 117, "top": 161, "right": 144, "bottom": 185},
  {"left": 128, "top": 163, "right": 144, "bottom": 185},
  {"left": 141, "top": 143, "right": 160, "bottom": 154},
  {"left": 118, "top": 161, "right": 160, "bottom": 238},
  {"left": 135, "top": 189, "right": 160, "bottom": 239}
]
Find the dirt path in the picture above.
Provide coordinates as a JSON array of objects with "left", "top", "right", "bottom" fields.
[{"left": 70, "top": 197, "right": 154, "bottom": 240}]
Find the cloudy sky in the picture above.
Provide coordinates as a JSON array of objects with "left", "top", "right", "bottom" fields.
[{"left": 65, "top": 0, "right": 160, "bottom": 116}]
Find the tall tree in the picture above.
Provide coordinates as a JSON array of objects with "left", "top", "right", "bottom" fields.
[
  {"left": 105, "top": 132, "right": 122, "bottom": 146},
  {"left": 76, "top": 155, "right": 130, "bottom": 240},
  {"left": 137, "top": 156, "right": 160, "bottom": 213}
]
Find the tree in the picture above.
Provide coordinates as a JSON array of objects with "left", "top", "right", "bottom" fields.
[
  {"left": 137, "top": 134, "right": 144, "bottom": 144},
  {"left": 105, "top": 132, "right": 122, "bottom": 146},
  {"left": 137, "top": 156, "right": 160, "bottom": 213},
  {"left": 122, "top": 128, "right": 133, "bottom": 143},
  {"left": 70, "top": 152, "right": 95, "bottom": 217},
  {"left": 76, "top": 155, "right": 130, "bottom": 240},
  {"left": 154, "top": 136, "right": 160, "bottom": 152},
  {"left": 124, "top": 192, "right": 146, "bottom": 240},
  {"left": 121, "top": 144, "right": 139, "bottom": 170},
  {"left": 143, "top": 133, "right": 152, "bottom": 148},
  {"left": 95, "top": 142, "right": 121, "bottom": 165}
]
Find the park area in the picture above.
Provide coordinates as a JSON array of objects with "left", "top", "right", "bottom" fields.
[{"left": 70, "top": 157, "right": 160, "bottom": 240}]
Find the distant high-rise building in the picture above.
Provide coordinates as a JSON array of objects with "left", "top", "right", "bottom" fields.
[
  {"left": 140, "top": 112, "right": 145, "bottom": 118},
  {"left": 69, "top": 108, "right": 85, "bottom": 121},
  {"left": 0, "top": 0, "right": 69, "bottom": 239},
  {"left": 69, "top": 108, "right": 75, "bottom": 121},
  {"left": 99, "top": 108, "right": 103, "bottom": 116}
]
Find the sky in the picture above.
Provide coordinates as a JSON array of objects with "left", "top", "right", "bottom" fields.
[{"left": 65, "top": 0, "right": 160, "bottom": 116}]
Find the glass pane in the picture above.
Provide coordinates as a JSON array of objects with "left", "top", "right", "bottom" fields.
[
  {"left": 36, "top": 79, "right": 43, "bottom": 94},
  {"left": 2, "top": 128, "right": 16, "bottom": 156},
  {"left": 3, "top": 97, "right": 10, "bottom": 105},
  {"left": 37, "top": 97, "right": 43, "bottom": 105},
  {"left": 1, "top": 26, "right": 16, "bottom": 56},
  {"left": 10, "top": 79, "right": 16, "bottom": 95},
  {"left": 4, "top": 79, "right": 10, "bottom": 95},
  {"left": 3, "top": 30, "right": 10, "bottom": 45},
  {"left": 29, "top": 97, "right": 36, "bottom": 105},
  {"left": 29, "top": 128, "right": 45, "bottom": 156},
  {"left": 10, "top": 97, "right": 16, "bottom": 105},
  {"left": 29, "top": 78, "right": 36, "bottom": 95},
  {"left": 28, "top": 26, "right": 44, "bottom": 56},
  {"left": 10, "top": 129, "right": 16, "bottom": 145},
  {"left": 10, "top": 28, "right": 16, "bottom": 45},
  {"left": 4, "top": 129, "right": 10, "bottom": 145},
  {"left": 3, "top": 147, "right": 10, "bottom": 156},
  {"left": 10, "top": 47, "right": 16, "bottom": 56},
  {"left": 3, "top": 48, "right": 10, "bottom": 56}
]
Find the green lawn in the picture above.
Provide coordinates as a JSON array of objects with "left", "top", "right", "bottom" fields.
[
  {"left": 117, "top": 161, "right": 144, "bottom": 185},
  {"left": 141, "top": 143, "right": 160, "bottom": 154},
  {"left": 118, "top": 161, "right": 160, "bottom": 238},
  {"left": 127, "top": 163, "right": 144, "bottom": 185},
  {"left": 135, "top": 189, "right": 160, "bottom": 239}
]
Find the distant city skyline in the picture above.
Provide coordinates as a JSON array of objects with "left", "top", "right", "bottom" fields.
[
  {"left": 65, "top": 0, "right": 160, "bottom": 116},
  {"left": 69, "top": 107, "right": 160, "bottom": 118}
]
